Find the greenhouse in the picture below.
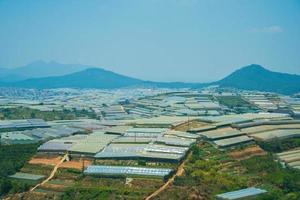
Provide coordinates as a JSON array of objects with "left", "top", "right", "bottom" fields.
[
  {"left": 216, "top": 187, "right": 267, "bottom": 200},
  {"left": 84, "top": 165, "right": 173, "bottom": 177}
]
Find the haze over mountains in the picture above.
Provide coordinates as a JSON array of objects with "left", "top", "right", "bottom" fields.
[
  {"left": 0, "top": 61, "right": 91, "bottom": 82},
  {"left": 0, "top": 61, "right": 300, "bottom": 95}
]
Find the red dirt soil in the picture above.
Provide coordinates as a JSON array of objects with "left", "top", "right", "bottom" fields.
[
  {"left": 29, "top": 157, "right": 61, "bottom": 166},
  {"left": 229, "top": 145, "right": 267, "bottom": 160},
  {"left": 29, "top": 156, "right": 92, "bottom": 170},
  {"left": 60, "top": 160, "right": 92, "bottom": 170}
]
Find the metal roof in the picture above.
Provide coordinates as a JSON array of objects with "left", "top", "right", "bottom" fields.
[
  {"left": 277, "top": 149, "right": 300, "bottom": 169},
  {"left": 84, "top": 165, "right": 173, "bottom": 177},
  {"left": 251, "top": 129, "right": 300, "bottom": 141},
  {"left": 1, "top": 132, "right": 35, "bottom": 141},
  {"left": 95, "top": 143, "right": 186, "bottom": 161},
  {"left": 199, "top": 128, "right": 243, "bottom": 140},
  {"left": 38, "top": 132, "right": 118, "bottom": 154},
  {"left": 0, "top": 119, "right": 49, "bottom": 129},
  {"left": 155, "top": 136, "right": 195, "bottom": 147},
  {"left": 216, "top": 187, "right": 267, "bottom": 200},
  {"left": 9, "top": 172, "right": 45, "bottom": 181},
  {"left": 165, "top": 130, "right": 199, "bottom": 139},
  {"left": 112, "top": 137, "right": 153, "bottom": 143},
  {"left": 38, "top": 140, "right": 75, "bottom": 151},
  {"left": 213, "top": 135, "right": 253, "bottom": 148}
]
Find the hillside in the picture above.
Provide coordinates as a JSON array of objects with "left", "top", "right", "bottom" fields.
[
  {"left": 1, "top": 62, "right": 300, "bottom": 94},
  {"left": 217, "top": 64, "right": 300, "bottom": 95},
  {"left": 0, "top": 61, "right": 202, "bottom": 89},
  {"left": 6, "top": 68, "right": 144, "bottom": 89},
  {"left": 0, "top": 63, "right": 203, "bottom": 89}
]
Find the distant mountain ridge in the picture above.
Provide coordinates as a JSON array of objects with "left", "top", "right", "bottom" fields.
[
  {"left": 2, "top": 67, "right": 202, "bottom": 89},
  {"left": 0, "top": 62, "right": 300, "bottom": 94},
  {"left": 8, "top": 68, "right": 143, "bottom": 89},
  {"left": 0, "top": 61, "right": 91, "bottom": 82}
]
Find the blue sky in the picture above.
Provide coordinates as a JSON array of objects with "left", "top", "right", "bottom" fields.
[{"left": 0, "top": 0, "right": 299, "bottom": 82}]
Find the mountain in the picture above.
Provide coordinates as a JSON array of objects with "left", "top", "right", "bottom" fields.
[
  {"left": 6, "top": 68, "right": 144, "bottom": 89},
  {"left": 0, "top": 61, "right": 92, "bottom": 82},
  {"left": 1, "top": 62, "right": 300, "bottom": 94},
  {"left": 217, "top": 64, "right": 300, "bottom": 94},
  {"left": 1, "top": 67, "right": 203, "bottom": 89}
]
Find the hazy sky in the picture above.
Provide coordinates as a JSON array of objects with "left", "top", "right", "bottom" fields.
[{"left": 0, "top": 0, "right": 299, "bottom": 82}]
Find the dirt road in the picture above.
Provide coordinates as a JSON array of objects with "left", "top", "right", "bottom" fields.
[
  {"left": 30, "top": 153, "right": 69, "bottom": 192},
  {"left": 145, "top": 152, "right": 191, "bottom": 200}
]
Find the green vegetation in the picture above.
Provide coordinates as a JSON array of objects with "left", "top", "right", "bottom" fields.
[
  {"left": 60, "top": 175, "right": 162, "bottom": 200},
  {"left": 62, "top": 187, "right": 145, "bottom": 200},
  {"left": 0, "top": 107, "right": 97, "bottom": 121},
  {"left": 216, "top": 96, "right": 258, "bottom": 113},
  {"left": 21, "top": 163, "right": 53, "bottom": 176},
  {"left": 63, "top": 188, "right": 114, "bottom": 200},
  {"left": 171, "top": 143, "right": 248, "bottom": 199},
  {"left": 241, "top": 155, "right": 300, "bottom": 200},
  {"left": 157, "top": 143, "right": 300, "bottom": 200},
  {"left": 12, "top": 160, "right": 166, "bottom": 199},
  {"left": 258, "top": 138, "right": 300, "bottom": 153},
  {"left": 0, "top": 143, "right": 39, "bottom": 196}
]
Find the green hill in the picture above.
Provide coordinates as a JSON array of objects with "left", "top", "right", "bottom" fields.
[{"left": 217, "top": 64, "right": 300, "bottom": 94}]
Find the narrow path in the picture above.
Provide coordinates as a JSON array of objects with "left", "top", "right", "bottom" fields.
[
  {"left": 30, "top": 153, "right": 69, "bottom": 192},
  {"left": 145, "top": 152, "right": 191, "bottom": 200}
]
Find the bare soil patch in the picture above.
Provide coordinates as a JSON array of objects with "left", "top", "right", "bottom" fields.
[
  {"left": 29, "top": 156, "right": 92, "bottom": 170},
  {"left": 29, "top": 156, "right": 61, "bottom": 166},
  {"left": 229, "top": 145, "right": 267, "bottom": 160},
  {"left": 60, "top": 159, "right": 92, "bottom": 170}
]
